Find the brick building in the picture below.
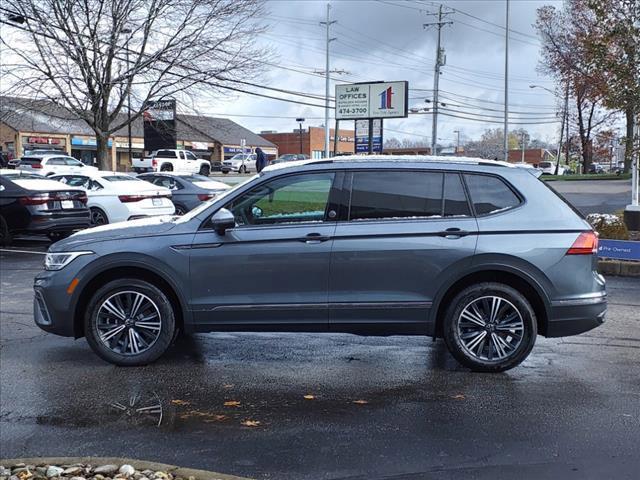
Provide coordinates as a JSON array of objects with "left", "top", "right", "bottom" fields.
[
  {"left": 508, "top": 148, "right": 555, "bottom": 165},
  {"left": 260, "top": 126, "right": 355, "bottom": 159}
]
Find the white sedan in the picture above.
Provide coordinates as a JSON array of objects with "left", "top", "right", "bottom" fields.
[{"left": 49, "top": 171, "right": 174, "bottom": 225}]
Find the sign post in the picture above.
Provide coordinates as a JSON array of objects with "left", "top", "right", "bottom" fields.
[
  {"left": 143, "top": 99, "right": 177, "bottom": 153},
  {"left": 336, "top": 81, "right": 407, "bottom": 156}
]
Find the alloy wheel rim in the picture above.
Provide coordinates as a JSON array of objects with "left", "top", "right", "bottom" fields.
[
  {"left": 457, "top": 295, "right": 524, "bottom": 362},
  {"left": 96, "top": 290, "right": 162, "bottom": 356},
  {"left": 91, "top": 209, "right": 106, "bottom": 225}
]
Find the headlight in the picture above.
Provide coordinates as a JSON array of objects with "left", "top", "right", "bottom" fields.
[{"left": 44, "top": 251, "right": 94, "bottom": 271}]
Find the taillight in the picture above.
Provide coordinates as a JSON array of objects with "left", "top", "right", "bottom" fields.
[
  {"left": 152, "top": 159, "right": 157, "bottom": 167},
  {"left": 78, "top": 194, "right": 88, "bottom": 204},
  {"left": 567, "top": 231, "right": 599, "bottom": 255},
  {"left": 19, "top": 193, "right": 50, "bottom": 205},
  {"left": 118, "top": 194, "right": 170, "bottom": 203},
  {"left": 31, "top": 163, "right": 43, "bottom": 169},
  {"left": 197, "top": 193, "right": 215, "bottom": 201}
]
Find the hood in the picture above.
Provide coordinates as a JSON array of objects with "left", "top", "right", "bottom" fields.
[{"left": 50, "top": 215, "right": 178, "bottom": 251}]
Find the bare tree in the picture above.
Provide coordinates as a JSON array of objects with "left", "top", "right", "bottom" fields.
[{"left": 0, "top": 0, "right": 266, "bottom": 169}]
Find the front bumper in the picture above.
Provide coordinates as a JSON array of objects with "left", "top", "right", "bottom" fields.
[
  {"left": 545, "top": 293, "right": 607, "bottom": 337},
  {"left": 33, "top": 255, "right": 95, "bottom": 337}
]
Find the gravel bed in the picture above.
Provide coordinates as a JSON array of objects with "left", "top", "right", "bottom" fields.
[{"left": 0, "top": 463, "right": 196, "bottom": 480}]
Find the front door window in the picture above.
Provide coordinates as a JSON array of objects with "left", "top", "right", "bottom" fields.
[{"left": 227, "top": 172, "right": 336, "bottom": 226}]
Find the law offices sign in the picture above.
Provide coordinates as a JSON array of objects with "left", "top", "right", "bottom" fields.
[{"left": 335, "top": 81, "right": 408, "bottom": 120}]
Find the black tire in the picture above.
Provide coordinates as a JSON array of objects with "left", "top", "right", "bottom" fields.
[
  {"left": 198, "top": 164, "right": 210, "bottom": 176},
  {"left": 442, "top": 282, "right": 537, "bottom": 373},
  {"left": 222, "top": 170, "right": 229, "bottom": 175},
  {"left": 0, "top": 215, "right": 11, "bottom": 246},
  {"left": 84, "top": 278, "right": 176, "bottom": 366},
  {"left": 90, "top": 207, "right": 109, "bottom": 226},
  {"left": 160, "top": 163, "right": 173, "bottom": 172},
  {"left": 174, "top": 204, "right": 187, "bottom": 215}
]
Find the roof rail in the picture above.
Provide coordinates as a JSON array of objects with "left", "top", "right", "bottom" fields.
[{"left": 314, "top": 155, "right": 515, "bottom": 168}]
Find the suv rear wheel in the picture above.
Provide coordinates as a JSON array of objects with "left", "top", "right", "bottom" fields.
[
  {"left": 84, "top": 278, "right": 176, "bottom": 366},
  {"left": 443, "top": 282, "right": 537, "bottom": 372}
]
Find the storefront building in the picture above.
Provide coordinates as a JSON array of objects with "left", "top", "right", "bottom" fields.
[{"left": 0, "top": 97, "right": 276, "bottom": 170}]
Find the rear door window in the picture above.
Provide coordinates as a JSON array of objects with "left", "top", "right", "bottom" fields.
[
  {"left": 463, "top": 174, "right": 521, "bottom": 215},
  {"left": 349, "top": 171, "right": 443, "bottom": 221}
]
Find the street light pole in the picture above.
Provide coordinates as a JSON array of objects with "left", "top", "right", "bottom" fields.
[
  {"left": 296, "top": 118, "right": 305, "bottom": 155},
  {"left": 530, "top": 83, "right": 567, "bottom": 174},
  {"left": 453, "top": 130, "right": 460, "bottom": 154},
  {"left": 121, "top": 27, "right": 133, "bottom": 167}
]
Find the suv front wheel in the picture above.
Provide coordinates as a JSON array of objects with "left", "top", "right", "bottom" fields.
[
  {"left": 443, "top": 282, "right": 537, "bottom": 372},
  {"left": 84, "top": 278, "right": 176, "bottom": 366}
]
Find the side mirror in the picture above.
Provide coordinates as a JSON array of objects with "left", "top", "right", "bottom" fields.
[{"left": 210, "top": 208, "right": 235, "bottom": 235}]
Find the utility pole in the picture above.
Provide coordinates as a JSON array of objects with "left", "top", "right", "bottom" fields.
[
  {"left": 453, "top": 130, "right": 460, "bottom": 155},
  {"left": 521, "top": 131, "right": 526, "bottom": 163},
  {"left": 424, "top": 5, "right": 453, "bottom": 156},
  {"left": 503, "top": 0, "right": 510, "bottom": 162},
  {"left": 320, "top": 3, "right": 336, "bottom": 159}
]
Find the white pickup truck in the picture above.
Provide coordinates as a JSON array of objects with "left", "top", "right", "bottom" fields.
[{"left": 132, "top": 149, "right": 211, "bottom": 176}]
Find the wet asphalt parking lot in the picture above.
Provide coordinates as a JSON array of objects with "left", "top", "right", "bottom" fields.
[{"left": 1, "top": 236, "right": 639, "bottom": 479}]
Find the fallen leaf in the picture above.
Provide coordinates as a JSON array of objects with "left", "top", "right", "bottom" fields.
[
  {"left": 451, "top": 394, "right": 465, "bottom": 400},
  {"left": 224, "top": 400, "right": 241, "bottom": 407},
  {"left": 223, "top": 384, "right": 234, "bottom": 389},
  {"left": 203, "top": 414, "right": 228, "bottom": 422},
  {"left": 241, "top": 419, "right": 261, "bottom": 427},
  {"left": 303, "top": 394, "right": 315, "bottom": 400},
  {"left": 171, "top": 399, "right": 190, "bottom": 406},
  {"left": 352, "top": 399, "right": 368, "bottom": 405}
]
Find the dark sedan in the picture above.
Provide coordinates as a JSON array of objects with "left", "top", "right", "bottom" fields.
[
  {"left": 0, "top": 170, "right": 90, "bottom": 245},
  {"left": 137, "top": 172, "right": 230, "bottom": 214}
]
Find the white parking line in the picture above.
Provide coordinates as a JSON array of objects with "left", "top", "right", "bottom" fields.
[{"left": 0, "top": 249, "right": 47, "bottom": 255}]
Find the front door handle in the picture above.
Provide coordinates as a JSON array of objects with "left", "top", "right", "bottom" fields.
[
  {"left": 438, "top": 228, "right": 469, "bottom": 239},
  {"left": 299, "top": 233, "right": 331, "bottom": 243}
]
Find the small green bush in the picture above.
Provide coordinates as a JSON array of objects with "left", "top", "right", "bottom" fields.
[{"left": 586, "top": 213, "right": 630, "bottom": 240}]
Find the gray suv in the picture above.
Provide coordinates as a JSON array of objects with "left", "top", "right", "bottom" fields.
[{"left": 34, "top": 157, "right": 607, "bottom": 372}]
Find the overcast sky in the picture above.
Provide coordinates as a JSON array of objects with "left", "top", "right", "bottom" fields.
[{"left": 191, "top": 0, "right": 566, "bottom": 146}]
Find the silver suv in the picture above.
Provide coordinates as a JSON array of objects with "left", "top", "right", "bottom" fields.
[{"left": 34, "top": 157, "right": 606, "bottom": 371}]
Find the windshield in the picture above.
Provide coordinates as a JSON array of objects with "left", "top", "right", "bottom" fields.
[
  {"left": 178, "top": 174, "right": 215, "bottom": 183},
  {"left": 1, "top": 172, "right": 46, "bottom": 179},
  {"left": 175, "top": 174, "right": 259, "bottom": 223},
  {"left": 102, "top": 175, "right": 140, "bottom": 182},
  {"left": 230, "top": 153, "right": 251, "bottom": 161},
  {"left": 539, "top": 162, "right": 552, "bottom": 168}
]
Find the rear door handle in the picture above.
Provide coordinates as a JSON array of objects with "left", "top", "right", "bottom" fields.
[
  {"left": 438, "top": 228, "right": 469, "bottom": 239},
  {"left": 299, "top": 233, "right": 331, "bottom": 243}
]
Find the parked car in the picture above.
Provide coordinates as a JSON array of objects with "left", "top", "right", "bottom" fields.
[
  {"left": 0, "top": 169, "right": 89, "bottom": 245},
  {"left": 273, "top": 154, "right": 310, "bottom": 164},
  {"left": 588, "top": 163, "right": 605, "bottom": 174},
  {"left": 132, "top": 149, "right": 211, "bottom": 176},
  {"left": 221, "top": 153, "right": 257, "bottom": 174},
  {"left": 137, "top": 172, "right": 231, "bottom": 214},
  {"left": 33, "top": 156, "right": 606, "bottom": 371},
  {"left": 17, "top": 154, "right": 98, "bottom": 177},
  {"left": 537, "top": 161, "right": 566, "bottom": 175},
  {"left": 49, "top": 171, "right": 174, "bottom": 226}
]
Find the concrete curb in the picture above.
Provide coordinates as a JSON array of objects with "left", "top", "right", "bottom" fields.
[
  {"left": 0, "top": 458, "right": 252, "bottom": 480},
  {"left": 598, "top": 260, "right": 640, "bottom": 277}
]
